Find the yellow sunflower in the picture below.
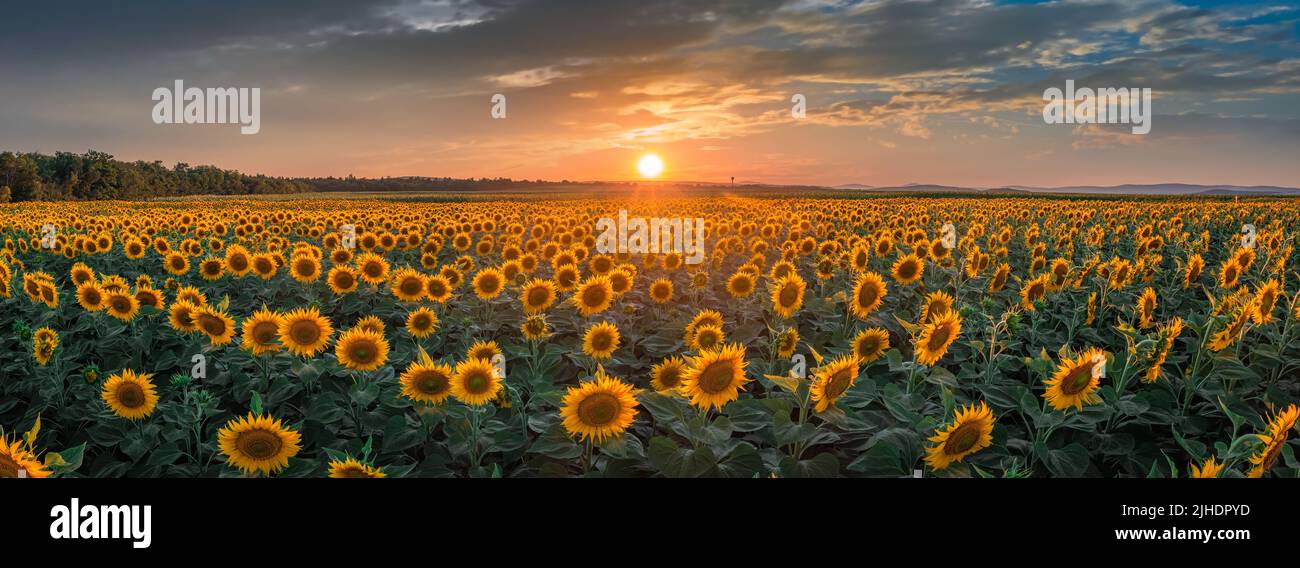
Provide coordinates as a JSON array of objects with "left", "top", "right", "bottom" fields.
[
  {"left": 194, "top": 306, "right": 237, "bottom": 346},
  {"left": 650, "top": 356, "right": 687, "bottom": 392},
  {"left": 450, "top": 358, "right": 502, "bottom": 406},
  {"left": 852, "top": 327, "right": 891, "bottom": 364},
  {"left": 1251, "top": 279, "right": 1280, "bottom": 325},
  {"left": 472, "top": 267, "right": 505, "bottom": 300},
  {"left": 572, "top": 275, "right": 614, "bottom": 316},
  {"left": 1248, "top": 404, "right": 1298, "bottom": 478},
  {"left": 1043, "top": 347, "right": 1107, "bottom": 411},
  {"left": 335, "top": 327, "right": 390, "bottom": 372},
  {"left": 849, "top": 271, "right": 888, "bottom": 319},
  {"left": 1, "top": 435, "right": 52, "bottom": 478},
  {"left": 582, "top": 321, "right": 621, "bottom": 360},
  {"left": 104, "top": 291, "right": 140, "bottom": 321},
  {"left": 241, "top": 307, "right": 285, "bottom": 355},
  {"left": 810, "top": 353, "right": 859, "bottom": 412},
  {"left": 924, "top": 401, "right": 995, "bottom": 470},
  {"left": 776, "top": 327, "right": 800, "bottom": 359},
  {"left": 914, "top": 312, "right": 961, "bottom": 366},
  {"left": 1137, "top": 287, "right": 1157, "bottom": 329},
  {"left": 101, "top": 369, "right": 159, "bottom": 421},
  {"left": 520, "top": 278, "right": 556, "bottom": 314},
  {"left": 278, "top": 307, "right": 334, "bottom": 357},
  {"left": 168, "top": 300, "right": 201, "bottom": 333},
  {"left": 680, "top": 343, "right": 749, "bottom": 411},
  {"left": 560, "top": 368, "right": 639, "bottom": 443},
  {"left": 390, "top": 268, "right": 428, "bottom": 302},
  {"left": 649, "top": 278, "right": 674, "bottom": 304},
  {"left": 400, "top": 351, "right": 454, "bottom": 404},
  {"left": 918, "top": 289, "right": 953, "bottom": 324},
  {"left": 769, "top": 273, "right": 806, "bottom": 318},
  {"left": 328, "top": 457, "right": 386, "bottom": 478},
  {"left": 218, "top": 413, "right": 302, "bottom": 475},
  {"left": 466, "top": 339, "right": 502, "bottom": 362},
  {"left": 1189, "top": 457, "right": 1223, "bottom": 479},
  {"left": 405, "top": 307, "right": 439, "bottom": 338},
  {"left": 891, "top": 254, "right": 924, "bottom": 285},
  {"left": 327, "top": 266, "right": 359, "bottom": 295},
  {"left": 76, "top": 282, "right": 107, "bottom": 311},
  {"left": 726, "top": 271, "right": 756, "bottom": 298}
]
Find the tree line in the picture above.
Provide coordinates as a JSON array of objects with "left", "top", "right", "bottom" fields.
[
  {"left": 0, "top": 150, "right": 313, "bottom": 202},
  {"left": 0, "top": 149, "right": 598, "bottom": 202}
]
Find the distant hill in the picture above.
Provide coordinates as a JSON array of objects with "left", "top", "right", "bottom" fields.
[{"left": 829, "top": 182, "right": 1300, "bottom": 196}]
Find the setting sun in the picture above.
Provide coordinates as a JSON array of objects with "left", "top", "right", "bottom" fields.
[{"left": 637, "top": 154, "right": 664, "bottom": 179}]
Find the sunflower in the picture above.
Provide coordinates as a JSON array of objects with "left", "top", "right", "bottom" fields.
[
  {"left": 810, "top": 354, "right": 859, "bottom": 413},
  {"left": 175, "top": 285, "right": 206, "bottom": 306},
  {"left": 199, "top": 257, "right": 226, "bottom": 281},
  {"left": 355, "top": 315, "right": 385, "bottom": 335},
  {"left": 1144, "top": 317, "right": 1183, "bottom": 383},
  {"left": 914, "top": 312, "right": 961, "bottom": 366},
  {"left": 1247, "top": 404, "right": 1298, "bottom": 478},
  {"left": 726, "top": 271, "right": 756, "bottom": 298},
  {"left": 560, "top": 369, "right": 639, "bottom": 443},
  {"left": 400, "top": 355, "right": 454, "bottom": 404},
  {"left": 426, "top": 274, "right": 453, "bottom": 303},
  {"left": 195, "top": 306, "right": 237, "bottom": 346},
  {"left": 471, "top": 267, "right": 505, "bottom": 300},
  {"left": 572, "top": 275, "right": 614, "bottom": 316},
  {"left": 989, "top": 262, "right": 1010, "bottom": 292},
  {"left": 553, "top": 264, "right": 580, "bottom": 291},
  {"left": 405, "top": 307, "right": 439, "bottom": 338},
  {"left": 335, "top": 327, "right": 390, "bottom": 372},
  {"left": 163, "top": 252, "right": 190, "bottom": 276},
  {"left": 1189, "top": 457, "right": 1224, "bottom": 479},
  {"left": 520, "top": 315, "right": 551, "bottom": 341},
  {"left": 466, "top": 339, "right": 502, "bottom": 362},
  {"left": 218, "top": 413, "right": 302, "bottom": 475},
  {"left": 1218, "top": 260, "right": 1240, "bottom": 289},
  {"left": 251, "top": 254, "right": 277, "bottom": 279},
  {"left": 241, "top": 308, "right": 285, "bottom": 355},
  {"left": 776, "top": 327, "right": 799, "bottom": 359},
  {"left": 1, "top": 435, "right": 52, "bottom": 478},
  {"left": 1251, "top": 279, "right": 1280, "bottom": 325},
  {"left": 1208, "top": 304, "right": 1252, "bottom": 352},
  {"left": 852, "top": 327, "right": 891, "bottom": 364},
  {"left": 327, "top": 457, "right": 386, "bottom": 478},
  {"left": 32, "top": 328, "right": 58, "bottom": 366},
  {"left": 76, "top": 282, "right": 106, "bottom": 311},
  {"left": 134, "top": 287, "right": 164, "bottom": 311},
  {"left": 289, "top": 254, "right": 321, "bottom": 283},
  {"left": 104, "top": 291, "right": 141, "bottom": 322},
  {"left": 278, "top": 307, "right": 334, "bottom": 357},
  {"left": 685, "top": 309, "right": 723, "bottom": 345},
  {"left": 918, "top": 289, "right": 953, "bottom": 324},
  {"left": 849, "top": 271, "right": 888, "bottom": 319},
  {"left": 1136, "top": 287, "right": 1157, "bottom": 329},
  {"left": 450, "top": 358, "right": 502, "bottom": 406},
  {"left": 650, "top": 356, "right": 687, "bottom": 392},
  {"left": 101, "top": 369, "right": 159, "bottom": 421},
  {"left": 1183, "top": 253, "right": 1204, "bottom": 288},
  {"left": 384, "top": 267, "right": 425, "bottom": 302},
  {"left": 924, "top": 401, "right": 995, "bottom": 470},
  {"left": 1043, "top": 347, "right": 1108, "bottom": 411},
  {"left": 891, "top": 254, "right": 924, "bottom": 285},
  {"left": 518, "top": 278, "right": 557, "bottom": 315},
  {"left": 769, "top": 273, "right": 806, "bottom": 318},
  {"left": 582, "top": 321, "right": 621, "bottom": 360},
  {"left": 1020, "top": 273, "right": 1050, "bottom": 310},
  {"left": 649, "top": 278, "right": 674, "bottom": 304},
  {"left": 225, "top": 245, "right": 253, "bottom": 276},
  {"left": 320, "top": 266, "right": 358, "bottom": 295},
  {"left": 690, "top": 324, "right": 725, "bottom": 352},
  {"left": 680, "top": 343, "right": 749, "bottom": 411},
  {"left": 69, "top": 263, "right": 95, "bottom": 286},
  {"left": 353, "top": 253, "right": 388, "bottom": 285},
  {"left": 168, "top": 300, "right": 201, "bottom": 333}
]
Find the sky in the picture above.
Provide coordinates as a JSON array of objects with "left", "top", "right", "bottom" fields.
[{"left": 0, "top": 0, "right": 1297, "bottom": 187}]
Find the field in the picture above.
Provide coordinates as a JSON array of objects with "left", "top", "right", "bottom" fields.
[{"left": 2, "top": 193, "right": 1298, "bottom": 478}]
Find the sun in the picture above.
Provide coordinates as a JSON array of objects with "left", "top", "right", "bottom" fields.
[{"left": 637, "top": 154, "right": 664, "bottom": 178}]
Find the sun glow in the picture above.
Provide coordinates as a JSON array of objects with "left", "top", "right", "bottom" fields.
[{"left": 637, "top": 154, "right": 665, "bottom": 179}]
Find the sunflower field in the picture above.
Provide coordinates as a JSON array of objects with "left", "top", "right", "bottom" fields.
[{"left": 2, "top": 195, "right": 1298, "bottom": 478}]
